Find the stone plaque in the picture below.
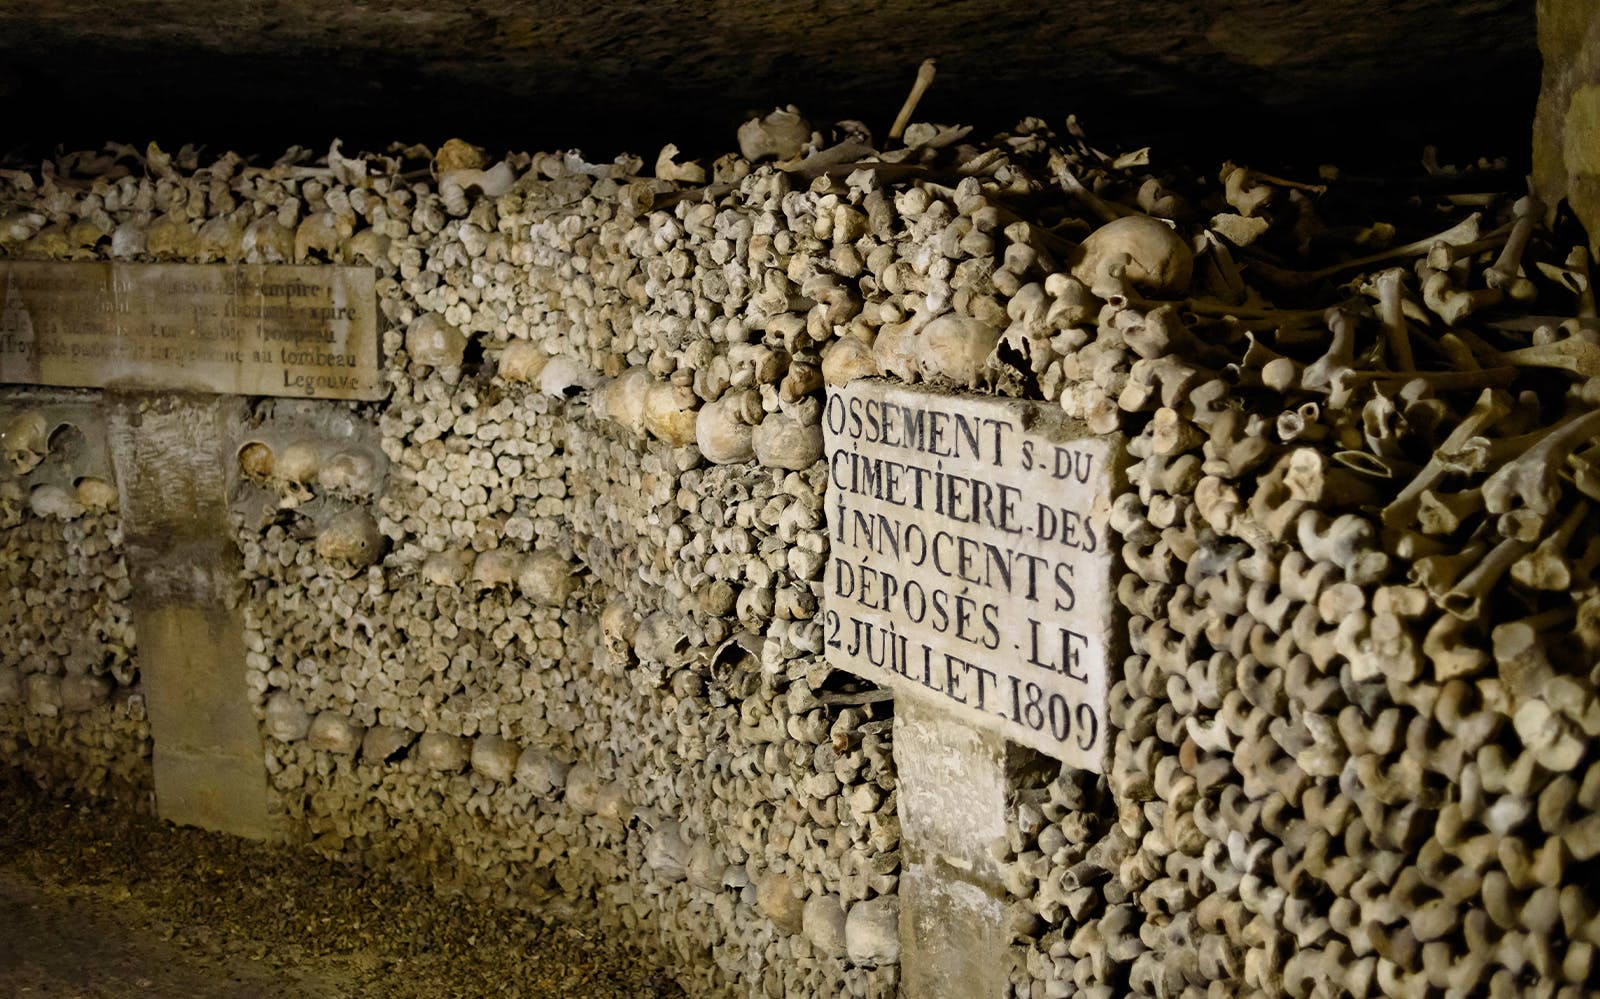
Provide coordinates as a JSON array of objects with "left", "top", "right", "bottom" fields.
[
  {"left": 0, "top": 261, "right": 382, "bottom": 400},
  {"left": 823, "top": 381, "right": 1117, "bottom": 770}
]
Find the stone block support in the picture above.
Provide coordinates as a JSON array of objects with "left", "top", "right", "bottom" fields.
[
  {"left": 108, "top": 394, "right": 270, "bottom": 838},
  {"left": 1534, "top": 1, "right": 1600, "bottom": 255},
  {"left": 894, "top": 695, "right": 1040, "bottom": 998}
]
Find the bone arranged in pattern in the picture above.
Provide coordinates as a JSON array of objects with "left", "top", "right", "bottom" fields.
[{"left": 0, "top": 120, "right": 1596, "bottom": 998}]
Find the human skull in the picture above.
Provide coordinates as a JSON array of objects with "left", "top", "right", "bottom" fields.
[
  {"left": 75, "top": 476, "right": 120, "bottom": 512},
  {"left": 0, "top": 480, "right": 24, "bottom": 529},
  {"left": 314, "top": 508, "right": 384, "bottom": 571},
  {"left": 237, "top": 441, "right": 275, "bottom": 485},
  {"left": 318, "top": 449, "right": 380, "bottom": 498},
  {"left": 470, "top": 549, "right": 525, "bottom": 591},
  {"left": 28, "top": 483, "right": 84, "bottom": 521},
  {"left": 419, "top": 549, "right": 474, "bottom": 587},
  {"left": 273, "top": 440, "right": 321, "bottom": 507},
  {"left": 405, "top": 313, "right": 467, "bottom": 370},
  {"left": 264, "top": 691, "right": 310, "bottom": 742},
  {"left": 518, "top": 550, "right": 575, "bottom": 605},
  {"left": 2, "top": 410, "right": 49, "bottom": 476}
]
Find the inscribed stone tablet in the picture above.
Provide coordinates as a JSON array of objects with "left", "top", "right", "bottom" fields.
[
  {"left": 0, "top": 261, "right": 382, "bottom": 400},
  {"left": 823, "top": 382, "right": 1118, "bottom": 770}
]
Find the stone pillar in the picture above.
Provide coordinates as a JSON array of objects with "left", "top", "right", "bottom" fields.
[
  {"left": 1533, "top": 1, "right": 1600, "bottom": 254},
  {"left": 895, "top": 696, "right": 1050, "bottom": 998},
  {"left": 108, "top": 394, "right": 271, "bottom": 838}
]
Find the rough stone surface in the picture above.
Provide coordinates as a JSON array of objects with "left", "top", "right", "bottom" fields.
[
  {"left": 0, "top": 2, "right": 1536, "bottom": 159},
  {"left": 1534, "top": 0, "right": 1600, "bottom": 253},
  {"left": 893, "top": 698, "right": 1031, "bottom": 997},
  {"left": 901, "top": 866, "right": 1008, "bottom": 999},
  {"left": 893, "top": 697, "right": 1009, "bottom": 882}
]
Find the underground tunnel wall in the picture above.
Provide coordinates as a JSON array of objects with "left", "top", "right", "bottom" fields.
[{"left": 1, "top": 101, "right": 1599, "bottom": 999}]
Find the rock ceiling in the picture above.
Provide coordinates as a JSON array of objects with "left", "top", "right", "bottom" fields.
[{"left": 0, "top": 0, "right": 1539, "bottom": 164}]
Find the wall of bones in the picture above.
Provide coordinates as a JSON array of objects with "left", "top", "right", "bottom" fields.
[
  {"left": 1, "top": 110, "right": 1598, "bottom": 997},
  {"left": 0, "top": 394, "right": 149, "bottom": 801}
]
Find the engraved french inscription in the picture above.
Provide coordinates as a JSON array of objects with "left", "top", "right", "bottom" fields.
[
  {"left": 823, "top": 381, "right": 1117, "bottom": 770},
  {"left": 0, "top": 261, "right": 381, "bottom": 400}
]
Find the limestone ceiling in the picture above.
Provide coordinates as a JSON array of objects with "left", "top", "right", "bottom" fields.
[{"left": 0, "top": 0, "right": 1539, "bottom": 164}]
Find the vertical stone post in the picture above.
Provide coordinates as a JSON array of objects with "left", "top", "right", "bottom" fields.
[
  {"left": 1533, "top": 1, "right": 1600, "bottom": 254},
  {"left": 895, "top": 697, "right": 1046, "bottom": 998},
  {"left": 107, "top": 394, "right": 271, "bottom": 838},
  {"left": 822, "top": 383, "right": 1122, "bottom": 997}
]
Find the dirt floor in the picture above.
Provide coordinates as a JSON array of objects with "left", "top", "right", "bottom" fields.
[{"left": 0, "top": 779, "right": 685, "bottom": 998}]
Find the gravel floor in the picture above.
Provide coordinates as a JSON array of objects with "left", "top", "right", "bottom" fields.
[{"left": 0, "top": 777, "right": 686, "bottom": 998}]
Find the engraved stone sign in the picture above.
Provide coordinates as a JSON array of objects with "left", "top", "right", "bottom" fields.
[
  {"left": 0, "top": 261, "right": 382, "bottom": 400},
  {"left": 823, "top": 381, "right": 1117, "bottom": 770}
]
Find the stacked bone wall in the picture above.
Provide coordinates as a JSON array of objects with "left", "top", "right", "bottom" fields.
[
  {"left": 0, "top": 394, "right": 149, "bottom": 801},
  {"left": 2, "top": 117, "right": 1597, "bottom": 999},
  {"left": 976, "top": 151, "right": 1600, "bottom": 995}
]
